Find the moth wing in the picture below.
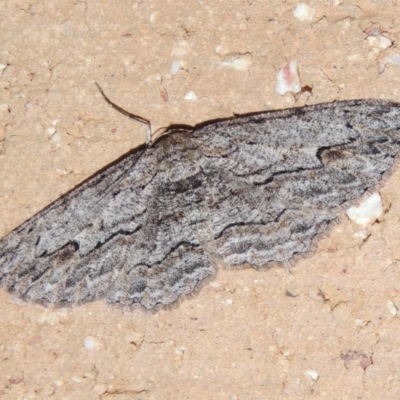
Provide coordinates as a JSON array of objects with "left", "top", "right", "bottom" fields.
[
  {"left": 0, "top": 137, "right": 214, "bottom": 309},
  {"left": 195, "top": 100, "right": 400, "bottom": 266}
]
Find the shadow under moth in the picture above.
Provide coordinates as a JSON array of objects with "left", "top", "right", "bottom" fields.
[{"left": 1, "top": 92, "right": 399, "bottom": 310}]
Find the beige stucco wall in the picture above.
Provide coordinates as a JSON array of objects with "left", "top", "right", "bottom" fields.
[{"left": 1, "top": 1, "right": 400, "bottom": 398}]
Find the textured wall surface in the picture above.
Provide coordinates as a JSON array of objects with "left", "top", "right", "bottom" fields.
[{"left": 1, "top": 1, "right": 400, "bottom": 399}]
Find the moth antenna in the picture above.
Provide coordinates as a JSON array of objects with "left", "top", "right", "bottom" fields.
[{"left": 95, "top": 82, "right": 153, "bottom": 146}]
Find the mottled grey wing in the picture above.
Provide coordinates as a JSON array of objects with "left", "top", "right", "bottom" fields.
[
  {"left": 193, "top": 100, "right": 400, "bottom": 267},
  {"left": 1, "top": 99, "right": 400, "bottom": 310},
  {"left": 0, "top": 137, "right": 214, "bottom": 309}
]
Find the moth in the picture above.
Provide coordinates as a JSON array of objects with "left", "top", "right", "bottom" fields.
[{"left": 1, "top": 89, "right": 399, "bottom": 310}]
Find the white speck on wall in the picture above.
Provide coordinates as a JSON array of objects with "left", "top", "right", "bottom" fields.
[
  {"left": 0, "top": 63, "right": 7, "bottom": 72},
  {"left": 47, "top": 120, "right": 61, "bottom": 142},
  {"left": 355, "top": 319, "right": 369, "bottom": 327},
  {"left": 305, "top": 370, "right": 319, "bottom": 380},
  {"left": 47, "top": 126, "right": 57, "bottom": 136},
  {"left": 84, "top": 336, "right": 103, "bottom": 351},
  {"left": 379, "top": 53, "right": 400, "bottom": 73},
  {"left": 294, "top": 3, "right": 315, "bottom": 21},
  {"left": 367, "top": 35, "right": 392, "bottom": 49},
  {"left": 149, "top": 12, "right": 158, "bottom": 23},
  {"left": 184, "top": 91, "right": 197, "bottom": 101},
  {"left": 51, "top": 133, "right": 61, "bottom": 143},
  {"left": 346, "top": 193, "right": 383, "bottom": 226},
  {"left": 275, "top": 61, "right": 301, "bottom": 95},
  {"left": 170, "top": 61, "right": 181, "bottom": 75},
  {"left": 387, "top": 300, "right": 398, "bottom": 316},
  {"left": 174, "top": 346, "right": 186, "bottom": 355},
  {"left": 283, "top": 349, "right": 292, "bottom": 357},
  {"left": 385, "top": 54, "right": 400, "bottom": 65},
  {"left": 353, "top": 229, "right": 369, "bottom": 241},
  {"left": 0, "top": 103, "right": 10, "bottom": 112},
  {"left": 220, "top": 53, "right": 252, "bottom": 70}
]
